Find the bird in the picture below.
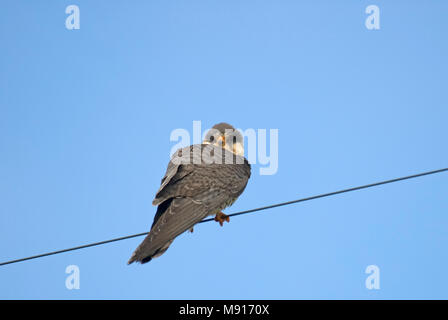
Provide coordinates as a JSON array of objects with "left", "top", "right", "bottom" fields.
[{"left": 128, "top": 122, "right": 251, "bottom": 264}]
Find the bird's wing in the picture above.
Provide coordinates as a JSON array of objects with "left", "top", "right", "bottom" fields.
[
  {"left": 150, "top": 144, "right": 250, "bottom": 239},
  {"left": 128, "top": 144, "right": 251, "bottom": 264},
  {"left": 128, "top": 197, "right": 209, "bottom": 264},
  {"left": 153, "top": 144, "right": 251, "bottom": 208},
  {"left": 152, "top": 147, "right": 194, "bottom": 204}
]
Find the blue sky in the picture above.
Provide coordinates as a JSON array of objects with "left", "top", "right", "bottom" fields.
[{"left": 0, "top": 1, "right": 447, "bottom": 299}]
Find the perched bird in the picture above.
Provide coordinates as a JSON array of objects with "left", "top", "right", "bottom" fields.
[{"left": 128, "top": 123, "right": 251, "bottom": 264}]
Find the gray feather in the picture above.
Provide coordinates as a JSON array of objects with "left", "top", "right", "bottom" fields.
[{"left": 128, "top": 143, "right": 251, "bottom": 264}]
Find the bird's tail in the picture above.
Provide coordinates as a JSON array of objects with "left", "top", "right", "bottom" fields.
[
  {"left": 127, "top": 238, "right": 173, "bottom": 264},
  {"left": 127, "top": 197, "right": 208, "bottom": 265},
  {"left": 127, "top": 200, "right": 174, "bottom": 264}
]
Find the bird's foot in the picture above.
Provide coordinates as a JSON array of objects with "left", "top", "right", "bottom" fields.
[
  {"left": 189, "top": 227, "right": 194, "bottom": 233},
  {"left": 214, "top": 211, "right": 230, "bottom": 227}
]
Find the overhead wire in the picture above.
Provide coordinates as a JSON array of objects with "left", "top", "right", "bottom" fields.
[{"left": 1, "top": 167, "right": 447, "bottom": 267}]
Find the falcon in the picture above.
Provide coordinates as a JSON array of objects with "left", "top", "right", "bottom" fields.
[{"left": 128, "top": 123, "right": 251, "bottom": 264}]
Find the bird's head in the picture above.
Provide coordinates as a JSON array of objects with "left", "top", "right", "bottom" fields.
[{"left": 203, "top": 123, "right": 245, "bottom": 157}]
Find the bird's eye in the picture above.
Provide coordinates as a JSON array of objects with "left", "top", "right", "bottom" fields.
[{"left": 209, "top": 136, "right": 215, "bottom": 142}]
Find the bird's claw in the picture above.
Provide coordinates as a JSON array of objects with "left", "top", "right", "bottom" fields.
[{"left": 214, "top": 212, "right": 230, "bottom": 227}]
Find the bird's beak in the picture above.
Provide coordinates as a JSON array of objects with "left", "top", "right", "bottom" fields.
[
  {"left": 233, "top": 142, "right": 245, "bottom": 157},
  {"left": 217, "top": 135, "right": 226, "bottom": 147},
  {"left": 204, "top": 134, "right": 244, "bottom": 157}
]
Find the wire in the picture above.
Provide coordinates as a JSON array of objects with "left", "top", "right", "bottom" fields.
[
  {"left": 1, "top": 167, "right": 447, "bottom": 267},
  {"left": 200, "top": 167, "right": 448, "bottom": 222}
]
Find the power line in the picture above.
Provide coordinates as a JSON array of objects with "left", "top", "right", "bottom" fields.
[
  {"left": 1, "top": 167, "right": 447, "bottom": 267},
  {"left": 200, "top": 167, "right": 448, "bottom": 222}
]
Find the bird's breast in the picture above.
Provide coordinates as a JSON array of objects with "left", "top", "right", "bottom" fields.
[{"left": 207, "top": 195, "right": 239, "bottom": 216}]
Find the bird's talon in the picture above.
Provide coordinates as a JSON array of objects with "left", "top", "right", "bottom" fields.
[{"left": 214, "top": 212, "right": 230, "bottom": 227}]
